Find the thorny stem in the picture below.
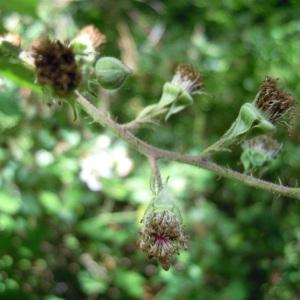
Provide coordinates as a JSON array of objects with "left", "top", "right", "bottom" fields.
[{"left": 75, "top": 90, "right": 300, "bottom": 200}]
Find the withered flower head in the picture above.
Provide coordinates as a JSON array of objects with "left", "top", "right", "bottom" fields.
[
  {"left": 76, "top": 25, "right": 106, "bottom": 49},
  {"left": 171, "top": 64, "right": 203, "bottom": 96},
  {"left": 242, "top": 135, "right": 281, "bottom": 160},
  {"left": 31, "top": 37, "right": 81, "bottom": 96},
  {"left": 255, "top": 76, "right": 296, "bottom": 123},
  {"left": 139, "top": 209, "right": 188, "bottom": 270}
]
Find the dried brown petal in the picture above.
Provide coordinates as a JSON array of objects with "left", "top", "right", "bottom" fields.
[
  {"left": 255, "top": 77, "right": 296, "bottom": 123},
  {"left": 31, "top": 37, "right": 81, "bottom": 96}
]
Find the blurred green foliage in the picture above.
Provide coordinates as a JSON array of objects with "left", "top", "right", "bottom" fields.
[{"left": 1, "top": 0, "right": 300, "bottom": 299}]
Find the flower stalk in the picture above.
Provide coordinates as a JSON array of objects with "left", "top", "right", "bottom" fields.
[{"left": 138, "top": 185, "right": 188, "bottom": 270}]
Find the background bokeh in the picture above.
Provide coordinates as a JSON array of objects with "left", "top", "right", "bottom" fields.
[{"left": 1, "top": 1, "right": 300, "bottom": 299}]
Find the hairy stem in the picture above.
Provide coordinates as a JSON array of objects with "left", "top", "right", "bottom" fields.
[
  {"left": 75, "top": 90, "right": 300, "bottom": 200},
  {"left": 148, "top": 156, "right": 163, "bottom": 193}
]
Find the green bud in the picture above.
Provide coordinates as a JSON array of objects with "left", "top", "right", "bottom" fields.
[{"left": 95, "top": 57, "right": 130, "bottom": 90}]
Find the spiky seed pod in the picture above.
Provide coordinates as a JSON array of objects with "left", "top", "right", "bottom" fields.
[
  {"left": 31, "top": 38, "right": 81, "bottom": 96},
  {"left": 255, "top": 77, "right": 296, "bottom": 123},
  {"left": 76, "top": 25, "right": 106, "bottom": 49},
  {"left": 171, "top": 64, "right": 203, "bottom": 96}
]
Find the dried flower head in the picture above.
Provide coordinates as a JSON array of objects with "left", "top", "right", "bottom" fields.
[
  {"left": 171, "top": 64, "right": 203, "bottom": 96},
  {"left": 241, "top": 135, "right": 282, "bottom": 171},
  {"left": 139, "top": 209, "right": 188, "bottom": 270},
  {"left": 242, "top": 135, "right": 281, "bottom": 160},
  {"left": 76, "top": 25, "right": 106, "bottom": 49},
  {"left": 255, "top": 77, "right": 296, "bottom": 123},
  {"left": 31, "top": 38, "right": 81, "bottom": 96}
]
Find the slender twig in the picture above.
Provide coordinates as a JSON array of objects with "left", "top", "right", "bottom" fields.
[
  {"left": 148, "top": 156, "right": 163, "bottom": 193},
  {"left": 75, "top": 90, "right": 300, "bottom": 200}
]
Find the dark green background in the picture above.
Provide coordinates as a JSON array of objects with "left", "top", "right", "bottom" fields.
[{"left": 1, "top": 1, "right": 300, "bottom": 299}]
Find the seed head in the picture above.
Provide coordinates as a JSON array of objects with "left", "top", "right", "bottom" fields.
[
  {"left": 171, "top": 64, "right": 203, "bottom": 96},
  {"left": 255, "top": 77, "right": 296, "bottom": 123},
  {"left": 31, "top": 38, "right": 81, "bottom": 96},
  {"left": 138, "top": 209, "right": 188, "bottom": 270}
]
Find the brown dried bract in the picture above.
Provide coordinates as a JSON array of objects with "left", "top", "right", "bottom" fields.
[
  {"left": 255, "top": 77, "right": 296, "bottom": 123},
  {"left": 138, "top": 210, "right": 188, "bottom": 270},
  {"left": 31, "top": 38, "right": 81, "bottom": 96},
  {"left": 77, "top": 25, "right": 106, "bottom": 49}
]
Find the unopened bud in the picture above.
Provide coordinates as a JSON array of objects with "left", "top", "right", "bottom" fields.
[{"left": 95, "top": 57, "right": 130, "bottom": 90}]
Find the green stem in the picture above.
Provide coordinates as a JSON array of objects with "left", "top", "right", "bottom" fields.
[{"left": 75, "top": 90, "right": 300, "bottom": 200}]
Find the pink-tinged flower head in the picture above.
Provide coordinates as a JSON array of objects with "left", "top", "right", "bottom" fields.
[
  {"left": 171, "top": 64, "right": 203, "bottom": 96},
  {"left": 255, "top": 77, "right": 296, "bottom": 123},
  {"left": 138, "top": 209, "right": 188, "bottom": 270}
]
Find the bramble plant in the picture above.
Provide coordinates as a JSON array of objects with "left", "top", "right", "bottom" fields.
[{"left": 0, "top": 24, "right": 299, "bottom": 271}]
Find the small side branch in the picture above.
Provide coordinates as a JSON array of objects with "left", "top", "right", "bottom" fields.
[
  {"left": 75, "top": 90, "right": 300, "bottom": 201},
  {"left": 148, "top": 156, "right": 163, "bottom": 193}
]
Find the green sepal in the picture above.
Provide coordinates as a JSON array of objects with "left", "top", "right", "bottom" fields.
[
  {"left": 161, "top": 82, "right": 194, "bottom": 120},
  {"left": 142, "top": 184, "right": 182, "bottom": 224},
  {"left": 210, "top": 103, "right": 275, "bottom": 152},
  {"left": 135, "top": 82, "right": 194, "bottom": 123},
  {"left": 241, "top": 149, "right": 268, "bottom": 171}
]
